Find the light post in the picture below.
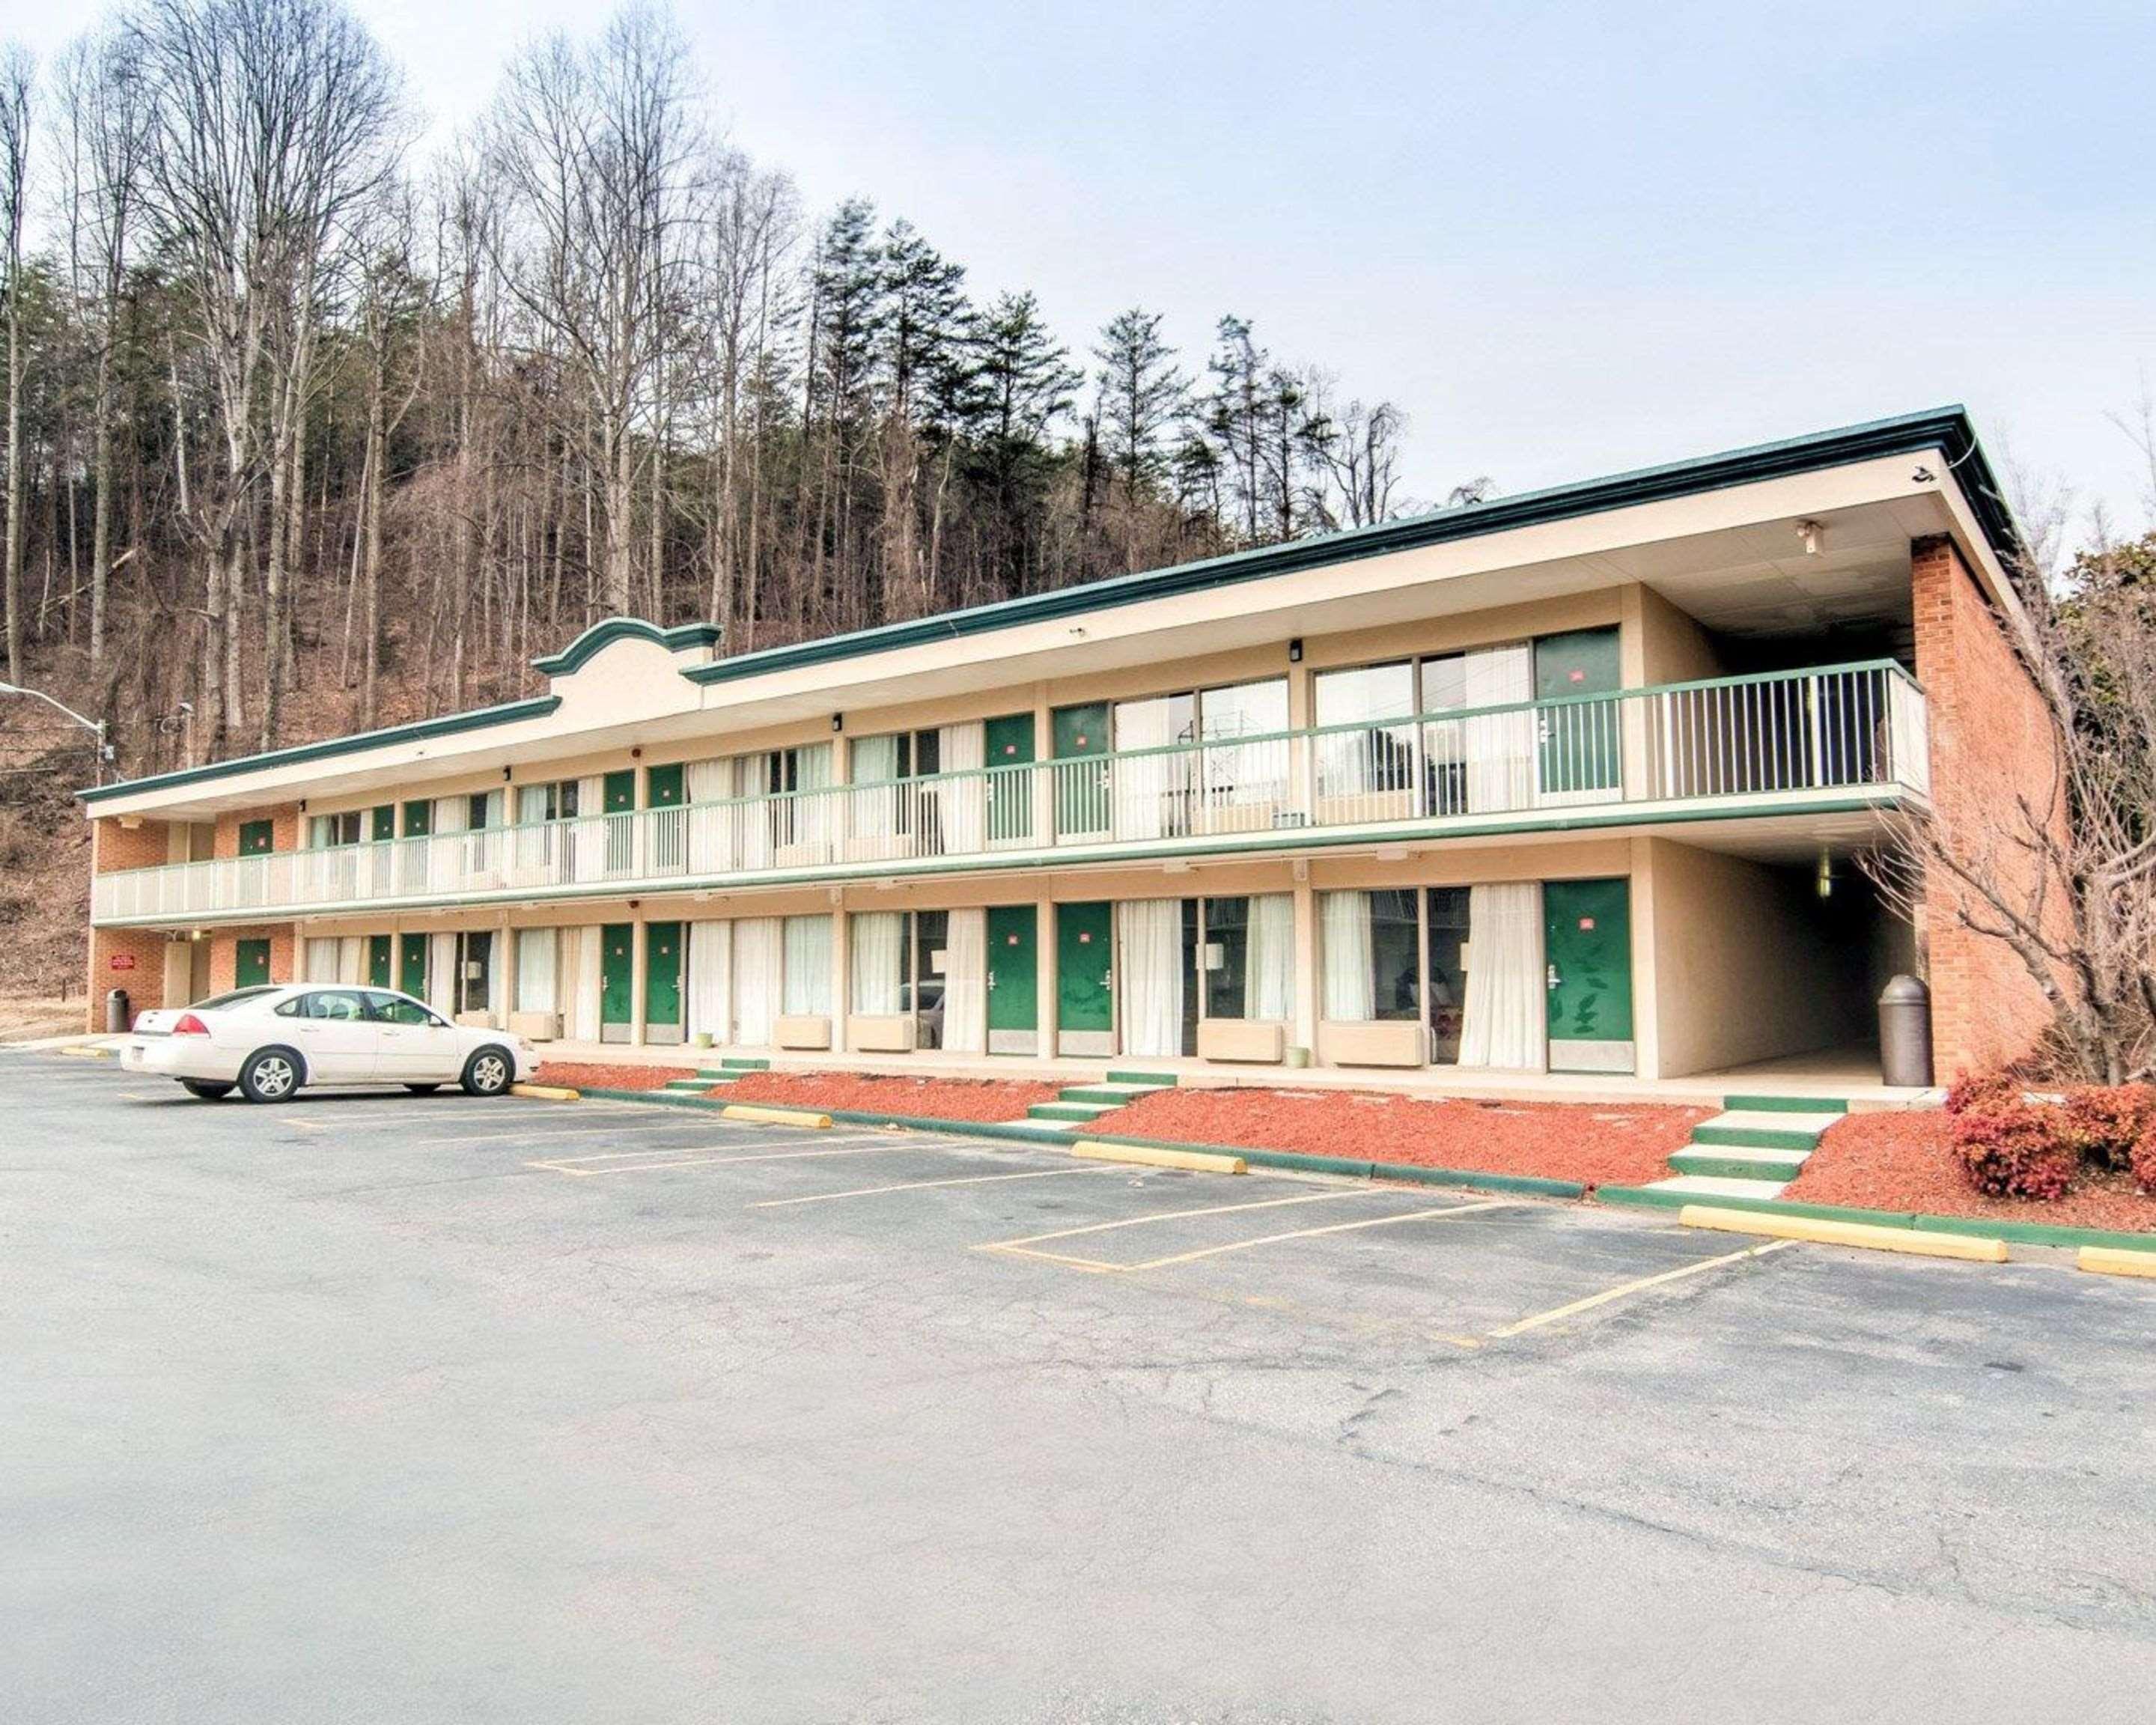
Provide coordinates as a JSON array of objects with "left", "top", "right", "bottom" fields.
[{"left": 0, "top": 681, "right": 115, "bottom": 785}]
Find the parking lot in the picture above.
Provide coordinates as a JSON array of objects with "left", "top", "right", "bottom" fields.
[{"left": 8, "top": 1050, "right": 2156, "bottom": 1721}]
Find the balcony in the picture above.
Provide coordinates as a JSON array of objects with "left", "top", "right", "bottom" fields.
[{"left": 91, "top": 661, "right": 1929, "bottom": 927}]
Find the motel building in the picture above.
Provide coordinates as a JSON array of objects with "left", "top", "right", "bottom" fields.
[{"left": 79, "top": 410, "right": 2056, "bottom": 1099}]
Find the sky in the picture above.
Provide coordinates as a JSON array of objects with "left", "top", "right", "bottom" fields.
[{"left": 5, "top": 0, "right": 2153, "bottom": 545}]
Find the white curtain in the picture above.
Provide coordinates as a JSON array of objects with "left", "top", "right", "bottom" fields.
[
  {"left": 567, "top": 927, "right": 603, "bottom": 1041},
  {"left": 733, "top": 917, "right": 782, "bottom": 1045},
  {"left": 1464, "top": 644, "right": 1535, "bottom": 812},
  {"left": 303, "top": 937, "right": 338, "bottom": 982},
  {"left": 515, "top": 927, "right": 558, "bottom": 1014},
  {"left": 1459, "top": 881, "right": 1546, "bottom": 1070},
  {"left": 336, "top": 936, "right": 365, "bottom": 985},
  {"left": 738, "top": 754, "right": 773, "bottom": 871},
  {"left": 851, "top": 734, "right": 901, "bottom": 848},
  {"left": 850, "top": 911, "right": 905, "bottom": 1014},
  {"left": 428, "top": 796, "right": 468, "bottom": 893},
  {"left": 1320, "top": 890, "right": 1375, "bottom": 1020},
  {"left": 485, "top": 931, "right": 507, "bottom": 1021},
  {"left": 939, "top": 721, "right": 984, "bottom": 856},
  {"left": 1243, "top": 894, "right": 1295, "bottom": 1021},
  {"left": 943, "top": 907, "right": 987, "bottom": 1053},
  {"left": 688, "top": 919, "right": 731, "bottom": 1043},
  {"left": 514, "top": 785, "right": 551, "bottom": 883},
  {"left": 1120, "top": 898, "right": 1184, "bottom": 1058},
  {"left": 783, "top": 914, "right": 832, "bottom": 1014},
  {"left": 572, "top": 775, "right": 607, "bottom": 883},
  {"left": 1114, "top": 699, "right": 1174, "bottom": 840},
  {"left": 427, "top": 931, "right": 458, "bottom": 1018},
  {"left": 686, "top": 758, "right": 731, "bottom": 874},
  {"left": 791, "top": 744, "right": 833, "bottom": 857}
]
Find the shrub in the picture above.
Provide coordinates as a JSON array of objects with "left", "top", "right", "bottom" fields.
[
  {"left": 1944, "top": 1074, "right": 2016, "bottom": 1116},
  {"left": 1952, "top": 1099, "right": 2077, "bottom": 1201},
  {"left": 2132, "top": 1124, "right": 2156, "bottom": 1197},
  {"left": 2062, "top": 1085, "right": 2156, "bottom": 1172}
]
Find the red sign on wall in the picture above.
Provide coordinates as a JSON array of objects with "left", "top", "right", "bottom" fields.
[{"left": 109, "top": 952, "right": 137, "bottom": 971}]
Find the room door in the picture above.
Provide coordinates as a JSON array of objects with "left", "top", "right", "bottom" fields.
[
  {"left": 644, "top": 922, "right": 684, "bottom": 1043},
  {"left": 1056, "top": 901, "right": 1113, "bottom": 1056},
  {"left": 398, "top": 932, "right": 429, "bottom": 1000},
  {"left": 984, "top": 713, "right": 1035, "bottom": 847},
  {"left": 984, "top": 904, "right": 1037, "bottom": 1054},
  {"left": 367, "top": 934, "right": 393, "bottom": 989},
  {"left": 600, "top": 922, "right": 635, "bottom": 1042},
  {"left": 1543, "top": 877, "right": 1634, "bottom": 1074},
  {"left": 1534, "top": 627, "right": 1622, "bottom": 801},
  {"left": 235, "top": 938, "right": 271, "bottom": 989},
  {"left": 1051, "top": 703, "right": 1110, "bottom": 840}
]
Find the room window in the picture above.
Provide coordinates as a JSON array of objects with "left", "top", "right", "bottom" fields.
[{"left": 1319, "top": 888, "right": 1420, "bottom": 1022}]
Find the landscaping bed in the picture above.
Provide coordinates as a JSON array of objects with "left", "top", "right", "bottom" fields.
[
  {"left": 535, "top": 1061, "right": 697, "bottom": 1092},
  {"left": 708, "top": 1070, "right": 1064, "bottom": 1122},
  {"left": 1791, "top": 1109, "right": 2156, "bottom": 1235},
  {"left": 1085, "top": 1086, "right": 1709, "bottom": 1188}
]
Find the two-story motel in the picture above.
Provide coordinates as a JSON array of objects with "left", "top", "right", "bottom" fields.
[{"left": 78, "top": 409, "right": 2056, "bottom": 1092}]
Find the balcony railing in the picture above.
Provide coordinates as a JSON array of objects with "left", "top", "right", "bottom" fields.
[{"left": 91, "top": 661, "right": 1928, "bottom": 925}]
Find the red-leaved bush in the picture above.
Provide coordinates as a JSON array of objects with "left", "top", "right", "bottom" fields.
[
  {"left": 1952, "top": 1100, "right": 2077, "bottom": 1200},
  {"left": 2062, "top": 1085, "right": 2156, "bottom": 1172},
  {"left": 2132, "top": 1124, "right": 2156, "bottom": 1196},
  {"left": 1944, "top": 1074, "right": 2017, "bottom": 1116}
]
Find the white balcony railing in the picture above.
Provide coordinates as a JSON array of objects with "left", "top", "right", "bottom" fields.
[{"left": 91, "top": 661, "right": 1928, "bottom": 925}]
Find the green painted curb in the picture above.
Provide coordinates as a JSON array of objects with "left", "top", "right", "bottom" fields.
[
  {"left": 1692, "top": 1125, "right": 1823, "bottom": 1151},
  {"left": 1375, "top": 1161, "right": 1586, "bottom": 1199},
  {"left": 1106, "top": 1069, "right": 1178, "bottom": 1087},
  {"left": 1595, "top": 1187, "right": 1919, "bottom": 1228},
  {"left": 721, "top": 1057, "right": 770, "bottom": 1070},
  {"left": 1029, "top": 1102, "right": 1112, "bottom": 1122},
  {"left": 578, "top": 1086, "right": 724, "bottom": 1110},
  {"left": 1060, "top": 1085, "right": 1149, "bottom": 1105},
  {"left": 1668, "top": 1150, "right": 1809, "bottom": 1182},
  {"left": 1914, "top": 1214, "right": 2156, "bottom": 1251},
  {"left": 693, "top": 1069, "right": 741, "bottom": 1080},
  {"left": 1720, "top": 1094, "right": 1849, "bottom": 1114}
]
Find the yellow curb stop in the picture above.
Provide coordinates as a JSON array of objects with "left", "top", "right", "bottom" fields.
[
  {"left": 511, "top": 1083, "right": 580, "bottom": 1101},
  {"left": 56, "top": 1044, "right": 117, "bottom": 1059},
  {"left": 1071, "top": 1140, "right": 1246, "bottom": 1175},
  {"left": 2077, "top": 1245, "right": 2156, "bottom": 1279},
  {"left": 720, "top": 1104, "right": 833, "bottom": 1130},
  {"left": 1678, "top": 1205, "right": 2008, "bottom": 1262}
]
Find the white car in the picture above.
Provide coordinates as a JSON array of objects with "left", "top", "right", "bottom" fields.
[{"left": 122, "top": 984, "right": 537, "bottom": 1104}]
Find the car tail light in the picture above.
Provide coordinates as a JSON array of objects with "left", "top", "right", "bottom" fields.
[{"left": 172, "top": 1013, "right": 210, "bottom": 1037}]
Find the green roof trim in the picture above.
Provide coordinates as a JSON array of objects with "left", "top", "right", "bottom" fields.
[
  {"left": 532, "top": 617, "right": 723, "bottom": 677},
  {"left": 684, "top": 406, "right": 2018, "bottom": 690},
  {"left": 79, "top": 696, "right": 563, "bottom": 806}
]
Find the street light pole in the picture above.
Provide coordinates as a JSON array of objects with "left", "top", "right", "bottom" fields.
[{"left": 0, "top": 681, "right": 114, "bottom": 785}]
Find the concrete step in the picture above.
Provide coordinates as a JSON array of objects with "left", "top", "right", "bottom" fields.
[
  {"left": 1029, "top": 1101, "right": 1117, "bottom": 1123},
  {"left": 1669, "top": 1146, "right": 1811, "bottom": 1183},
  {"left": 1645, "top": 1172, "right": 1793, "bottom": 1202},
  {"left": 664, "top": 1078, "right": 722, "bottom": 1092},
  {"left": 996, "top": 1118, "right": 1079, "bottom": 1137},
  {"left": 720, "top": 1057, "right": 770, "bottom": 1071},
  {"left": 1722, "top": 1093, "right": 1848, "bottom": 1115},
  {"left": 1106, "top": 1069, "right": 1178, "bottom": 1088},
  {"left": 694, "top": 1069, "right": 743, "bottom": 1080},
  {"left": 1691, "top": 1110, "right": 1843, "bottom": 1152},
  {"left": 1059, "top": 1083, "right": 1160, "bottom": 1106}
]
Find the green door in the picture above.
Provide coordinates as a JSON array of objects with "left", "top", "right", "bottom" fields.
[
  {"left": 401, "top": 800, "right": 432, "bottom": 838},
  {"left": 603, "top": 770, "right": 636, "bottom": 814},
  {"left": 237, "top": 819, "right": 275, "bottom": 856},
  {"left": 1534, "top": 627, "right": 1622, "bottom": 799},
  {"left": 645, "top": 764, "right": 684, "bottom": 872},
  {"left": 602, "top": 770, "right": 636, "bottom": 875},
  {"left": 600, "top": 922, "right": 635, "bottom": 1039},
  {"left": 367, "top": 934, "right": 393, "bottom": 989},
  {"left": 1056, "top": 901, "right": 1113, "bottom": 1053},
  {"left": 399, "top": 932, "right": 429, "bottom": 997},
  {"left": 984, "top": 713, "right": 1035, "bottom": 845},
  {"left": 1544, "top": 878, "right": 1634, "bottom": 1074},
  {"left": 234, "top": 937, "right": 271, "bottom": 988},
  {"left": 986, "top": 904, "right": 1037, "bottom": 1051},
  {"left": 644, "top": 922, "right": 683, "bottom": 1040},
  {"left": 1052, "top": 702, "right": 1110, "bottom": 838},
  {"left": 370, "top": 805, "right": 396, "bottom": 844}
]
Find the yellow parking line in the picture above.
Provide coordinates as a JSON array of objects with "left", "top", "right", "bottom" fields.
[
  {"left": 1118, "top": 1201, "right": 1509, "bottom": 1271},
  {"left": 978, "top": 1244, "right": 1132, "bottom": 1274},
  {"left": 527, "top": 1143, "right": 920, "bottom": 1178},
  {"left": 978, "top": 1187, "right": 1383, "bottom": 1253},
  {"left": 1487, "top": 1238, "right": 1797, "bottom": 1339},
  {"left": 750, "top": 1166, "right": 1115, "bottom": 1208},
  {"left": 535, "top": 1135, "right": 893, "bottom": 1167}
]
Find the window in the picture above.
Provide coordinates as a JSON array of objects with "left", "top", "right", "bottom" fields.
[
  {"left": 1314, "top": 663, "right": 1416, "bottom": 801},
  {"left": 276, "top": 989, "right": 368, "bottom": 1022},
  {"left": 782, "top": 915, "right": 832, "bottom": 1014},
  {"left": 913, "top": 910, "right": 948, "bottom": 1049},
  {"left": 1319, "top": 888, "right": 1420, "bottom": 1022},
  {"left": 456, "top": 930, "right": 494, "bottom": 1017},
  {"left": 309, "top": 811, "right": 362, "bottom": 848},
  {"left": 1201, "top": 894, "right": 1294, "bottom": 1022},
  {"left": 192, "top": 986, "right": 279, "bottom": 1012},
  {"left": 364, "top": 991, "right": 442, "bottom": 1027},
  {"left": 1425, "top": 887, "right": 1471, "bottom": 1063}
]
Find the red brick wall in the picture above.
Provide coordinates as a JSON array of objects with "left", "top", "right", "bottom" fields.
[
  {"left": 1910, "top": 534, "right": 2064, "bottom": 1079},
  {"left": 84, "top": 928, "right": 173, "bottom": 1030},
  {"left": 212, "top": 805, "right": 301, "bottom": 859},
  {"left": 90, "top": 817, "right": 171, "bottom": 874},
  {"left": 206, "top": 926, "right": 296, "bottom": 995}
]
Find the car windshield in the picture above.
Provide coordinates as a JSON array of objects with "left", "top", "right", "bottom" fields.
[{"left": 189, "top": 987, "right": 284, "bottom": 1012}]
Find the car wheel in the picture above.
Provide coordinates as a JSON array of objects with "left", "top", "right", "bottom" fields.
[
  {"left": 180, "top": 1080, "right": 235, "bottom": 1100},
  {"left": 404, "top": 1083, "right": 442, "bottom": 1095},
  {"left": 239, "top": 1047, "right": 304, "bottom": 1104},
  {"left": 460, "top": 1047, "right": 514, "bottom": 1098}
]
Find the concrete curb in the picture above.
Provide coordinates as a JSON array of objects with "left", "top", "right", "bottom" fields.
[
  {"left": 1071, "top": 1140, "right": 1246, "bottom": 1175},
  {"left": 511, "top": 1083, "right": 581, "bottom": 1101},
  {"left": 719, "top": 1104, "right": 832, "bottom": 1130},
  {"left": 1678, "top": 1204, "right": 2009, "bottom": 1262},
  {"left": 2077, "top": 1245, "right": 2156, "bottom": 1280},
  {"left": 1599, "top": 1182, "right": 2156, "bottom": 1253}
]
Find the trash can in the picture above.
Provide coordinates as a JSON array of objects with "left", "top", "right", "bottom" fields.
[
  {"left": 106, "top": 988, "right": 131, "bottom": 1035},
  {"left": 1878, "top": 974, "right": 1934, "bottom": 1088}
]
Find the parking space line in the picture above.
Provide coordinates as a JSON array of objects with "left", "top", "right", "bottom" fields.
[
  {"left": 533, "top": 1134, "right": 897, "bottom": 1167},
  {"left": 1118, "top": 1201, "right": 1510, "bottom": 1271},
  {"left": 976, "top": 1244, "right": 1131, "bottom": 1274},
  {"left": 526, "top": 1143, "right": 925, "bottom": 1178},
  {"left": 750, "top": 1166, "right": 1115, "bottom": 1208},
  {"left": 1487, "top": 1238, "right": 1798, "bottom": 1339},
  {"left": 977, "top": 1186, "right": 1390, "bottom": 1254}
]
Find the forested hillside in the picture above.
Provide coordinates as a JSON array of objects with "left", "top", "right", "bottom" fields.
[{"left": 0, "top": 1, "right": 1486, "bottom": 998}]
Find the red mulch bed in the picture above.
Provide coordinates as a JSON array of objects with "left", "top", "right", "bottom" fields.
[
  {"left": 1792, "top": 1110, "right": 2156, "bottom": 1233},
  {"left": 1085, "top": 1087, "right": 1710, "bottom": 1188},
  {"left": 535, "top": 1061, "right": 696, "bottom": 1091},
  {"left": 707, "top": 1071, "right": 1064, "bottom": 1122}
]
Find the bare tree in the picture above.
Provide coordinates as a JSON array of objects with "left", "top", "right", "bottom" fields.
[{"left": 0, "top": 46, "right": 31, "bottom": 684}]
